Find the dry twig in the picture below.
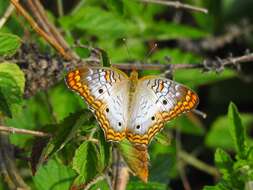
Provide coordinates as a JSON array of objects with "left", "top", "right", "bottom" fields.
[
  {"left": 0, "top": 2, "right": 16, "bottom": 28},
  {"left": 140, "top": 0, "right": 208, "bottom": 14},
  {"left": 0, "top": 126, "right": 51, "bottom": 137},
  {"left": 0, "top": 133, "right": 30, "bottom": 189},
  {"left": 112, "top": 148, "right": 129, "bottom": 190},
  {"left": 25, "top": 0, "right": 78, "bottom": 60},
  {"left": 113, "top": 52, "right": 253, "bottom": 73},
  {"left": 176, "top": 130, "right": 192, "bottom": 190},
  {"left": 10, "top": 0, "right": 72, "bottom": 60}
]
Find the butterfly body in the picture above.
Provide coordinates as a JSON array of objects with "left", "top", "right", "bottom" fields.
[{"left": 66, "top": 66, "right": 198, "bottom": 146}]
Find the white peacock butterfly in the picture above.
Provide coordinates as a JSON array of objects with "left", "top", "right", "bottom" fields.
[{"left": 66, "top": 66, "right": 199, "bottom": 146}]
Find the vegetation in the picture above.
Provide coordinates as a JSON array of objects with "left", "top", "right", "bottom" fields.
[{"left": 0, "top": 0, "right": 253, "bottom": 190}]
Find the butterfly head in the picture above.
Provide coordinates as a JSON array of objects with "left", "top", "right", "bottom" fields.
[{"left": 130, "top": 70, "right": 138, "bottom": 80}]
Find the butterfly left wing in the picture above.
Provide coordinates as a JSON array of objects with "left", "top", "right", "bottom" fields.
[
  {"left": 126, "top": 76, "right": 199, "bottom": 145},
  {"left": 66, "top": 66, "right": 130, "bottom": 142}
]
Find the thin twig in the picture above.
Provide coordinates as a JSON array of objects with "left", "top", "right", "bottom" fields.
[
  {"left": 0, "top": 126, "right": 51, "bottom": 137},
  {"left": 0, "top": 2, "right": 16, "bottom": 28},
  {"left": 71, "top": 0, "right": 86, "bottom": 14},
  {"left": 10, "top": 0, "right": 72, "bottom": 60},
  {"left": 222, "top": 53, "right": 253, "bottom": 66},
  {"left": 178, "top": 150, "right": 219, "bottom": 177},
  {"left": 140, "top": 0, "right": 208, "bottom": 14},
  {"left": 28, "top": 0, "right": 78, "bottom": 59},
  {"left": 113, "top": 52, "right": 253, "bottom": 72},
  {"left": 193, "top": 109, "right": 207, "bottom": 119},
  {"left": 57, "top": 0, "right": 64, "bottom": 17},
  {"left": 0, "top": 133, "right": 30, "bottom": 189},
  {"left": 176, "top": 129, "right": 192, "bottom": 190},
  {"left": 112, "top": 147, "right": 129, "bottom": 190}
]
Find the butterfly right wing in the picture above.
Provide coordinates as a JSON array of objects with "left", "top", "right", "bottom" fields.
[
  {"left": 127, "top": 76, "right": 198, "bottom": 145},
  {"left": 66, "top": 67, "right": 130, "bottom": 142}
]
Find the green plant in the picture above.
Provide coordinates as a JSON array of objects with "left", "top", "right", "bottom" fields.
[
  {"left": 0, "top": 1, "right": 253, "bottom": 190},
  {"left": 204, "top": 103, "right": 253, "bottom": 190}
]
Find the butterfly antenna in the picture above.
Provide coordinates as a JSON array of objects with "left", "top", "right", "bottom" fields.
[
  {"left": 122, "top": 38, "right": 132, "bottom": 60},
  {"left": 193, "top": 109, "right": 207, "bottom": 119},
  {"left": 143, "top": 43, "right": 158, "bottom": 64},
  {"left": 123, "top": 38, "right": 137, "bottom": 71}
]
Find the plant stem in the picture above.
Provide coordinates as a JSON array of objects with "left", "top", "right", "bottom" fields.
[
  {"left": 57, "top": 0, "right": 64, "bottom": 17},
  {"left": 178, "top": 150, "right": 219, "bottom": 177},
  {"left": 0, "top": 126, "right": 51, "bottom": 137},
  {"left": 140, "top": 0, "right": 208, "bottom": 14}
]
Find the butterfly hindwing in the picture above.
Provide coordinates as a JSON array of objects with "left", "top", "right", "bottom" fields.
[
  {"left": 126, "top": 76, "right": 199, "bottom": 145},
  {"left": 66, "top": 67, "right": 129, "bottom": 142}
]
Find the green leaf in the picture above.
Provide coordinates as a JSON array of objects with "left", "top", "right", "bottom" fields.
[
  {"left": 50, "top": 83, "right": 86, "bottom": 122},
  {"left": 0, "top": 63, "right": 25, "bottom": 117},
  {"left": 174, "top": 69, "right": 236, "bottom": 88},
  {"left": 215, "top": 148, "right": 233, "bottom": 178},
  {"left": 154, "top": 131, "right": 172, "bottom": 146},
  {"left": 151, "top": 48, "right": 202, "bottom": 64},
  {"left": 173, "top": 115, "right": 205, "bottom": 136},
  {"left": 89, "top": 179, "right": 110, "bottom": 190},
  {"left": 203, "top": 184, "right": 228, "bottom": 190},
  {"left": 72, "top": 141, "right": 99, "bottom": 182},
  {"left": 0, "top": 62, "right": 25, "bottom": 92},
  {"left": 0, "top": 33, "right": 21, "bottom": 56},
  {"left": 60, "top": 7, "right": 138, "bottom": 39},
  {"left": 144, "top": 22, "right": 208, "bottom": 40},
  {"left": 106, "top": 0, "right": 124, "bottom": 14},
  {"left": 0, "top": 90, "right": 11, "bottom": 117},
  {"left": 228, "top": 102, "right": 247, "bottom": 158},
  {"left": 127, "top": 181, "right": 166, "bottom": 190},
  {"left": 100, "top": 48, "right": 111, "bottom": 67},
  {"left": 96, "top": 129, "right": 111, "bottom": 172},
  {"left": 205, "top": 114, "right": 253, "bottom": 150},
  {"left": 33, "top": 159, "right": 76, "bottom": 190},
  {"left": 43, "top": 110, "right": 92, "bottom": 159},
  {"left": 4, "top": 93, "right": 54, "bottom": 147}
]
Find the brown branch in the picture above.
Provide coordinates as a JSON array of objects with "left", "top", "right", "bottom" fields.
[
  {"left": 113, "top": 52, "right": 253, "bottom": 72},
  {"left": 111, "top": 147, "right": 129, "bottom": 190},
  {"left": 57, "top": 0, "right": 64, "bottom": 17},
  {"left": 176, "top": 129, "right": 192, "bottom": 190},
  {"left": 140, "top": 0, "right": 208, "bottom": 14},
  {"left": 0, "top": 133, "right": 30, "bottom": 189},
  {"left": 25, "top": 0, "right": 78, "bottom": 60},
  {"left": 179, "top": 21, "right": 253, "bottom": 53},
  {"left": 0, "top": 126, "right": 51, "bottom": 137},
  {"left": 10, "top": 0, "right": 73, "bottom": 60}
]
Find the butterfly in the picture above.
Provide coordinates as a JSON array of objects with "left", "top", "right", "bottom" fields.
[{"left": 66, "top": 66, "right": 198, "bottom": 146}]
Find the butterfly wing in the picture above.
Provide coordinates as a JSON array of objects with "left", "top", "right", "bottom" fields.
[
  {"left": 66, "top": 67, "right": 129, "bottom": 142},
  {"left": 127, "top": 76, "right": 199, "bottom": 145}
]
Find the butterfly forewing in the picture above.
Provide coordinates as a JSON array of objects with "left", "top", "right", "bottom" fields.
[
  {"left": 66, "top": 67, "right": 129, "bottom": 142},
  {"left": 126, "top": 76, "right": 199, "bottom": 145}
]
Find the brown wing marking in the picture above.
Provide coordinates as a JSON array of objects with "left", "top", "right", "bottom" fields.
[{"left": 66, "top": 69, "right": 125, "bottom": 141}]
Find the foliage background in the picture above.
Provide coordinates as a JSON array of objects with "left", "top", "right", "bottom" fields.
[{"left": 0, "top": 0, "right": 253, "bottom": 190}]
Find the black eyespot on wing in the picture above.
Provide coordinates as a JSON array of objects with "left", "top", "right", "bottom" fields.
[
  {"left": 163, "top": 100, "right": 167, "bottom": 105},
  {"left": 99, "top": 89, "right": 103, "bottom": 94},
  {"left": 106, "top": 108, "right": 109, "bottom": 112},
  {"left": 118, "top": 122, "right": 121, "bottom": 126},
  {"left": 136, "top": 125, "right": 140, "bottom": 129},
  {"left": 151, "top": 116, "right": 155, "bottom": 121}
]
